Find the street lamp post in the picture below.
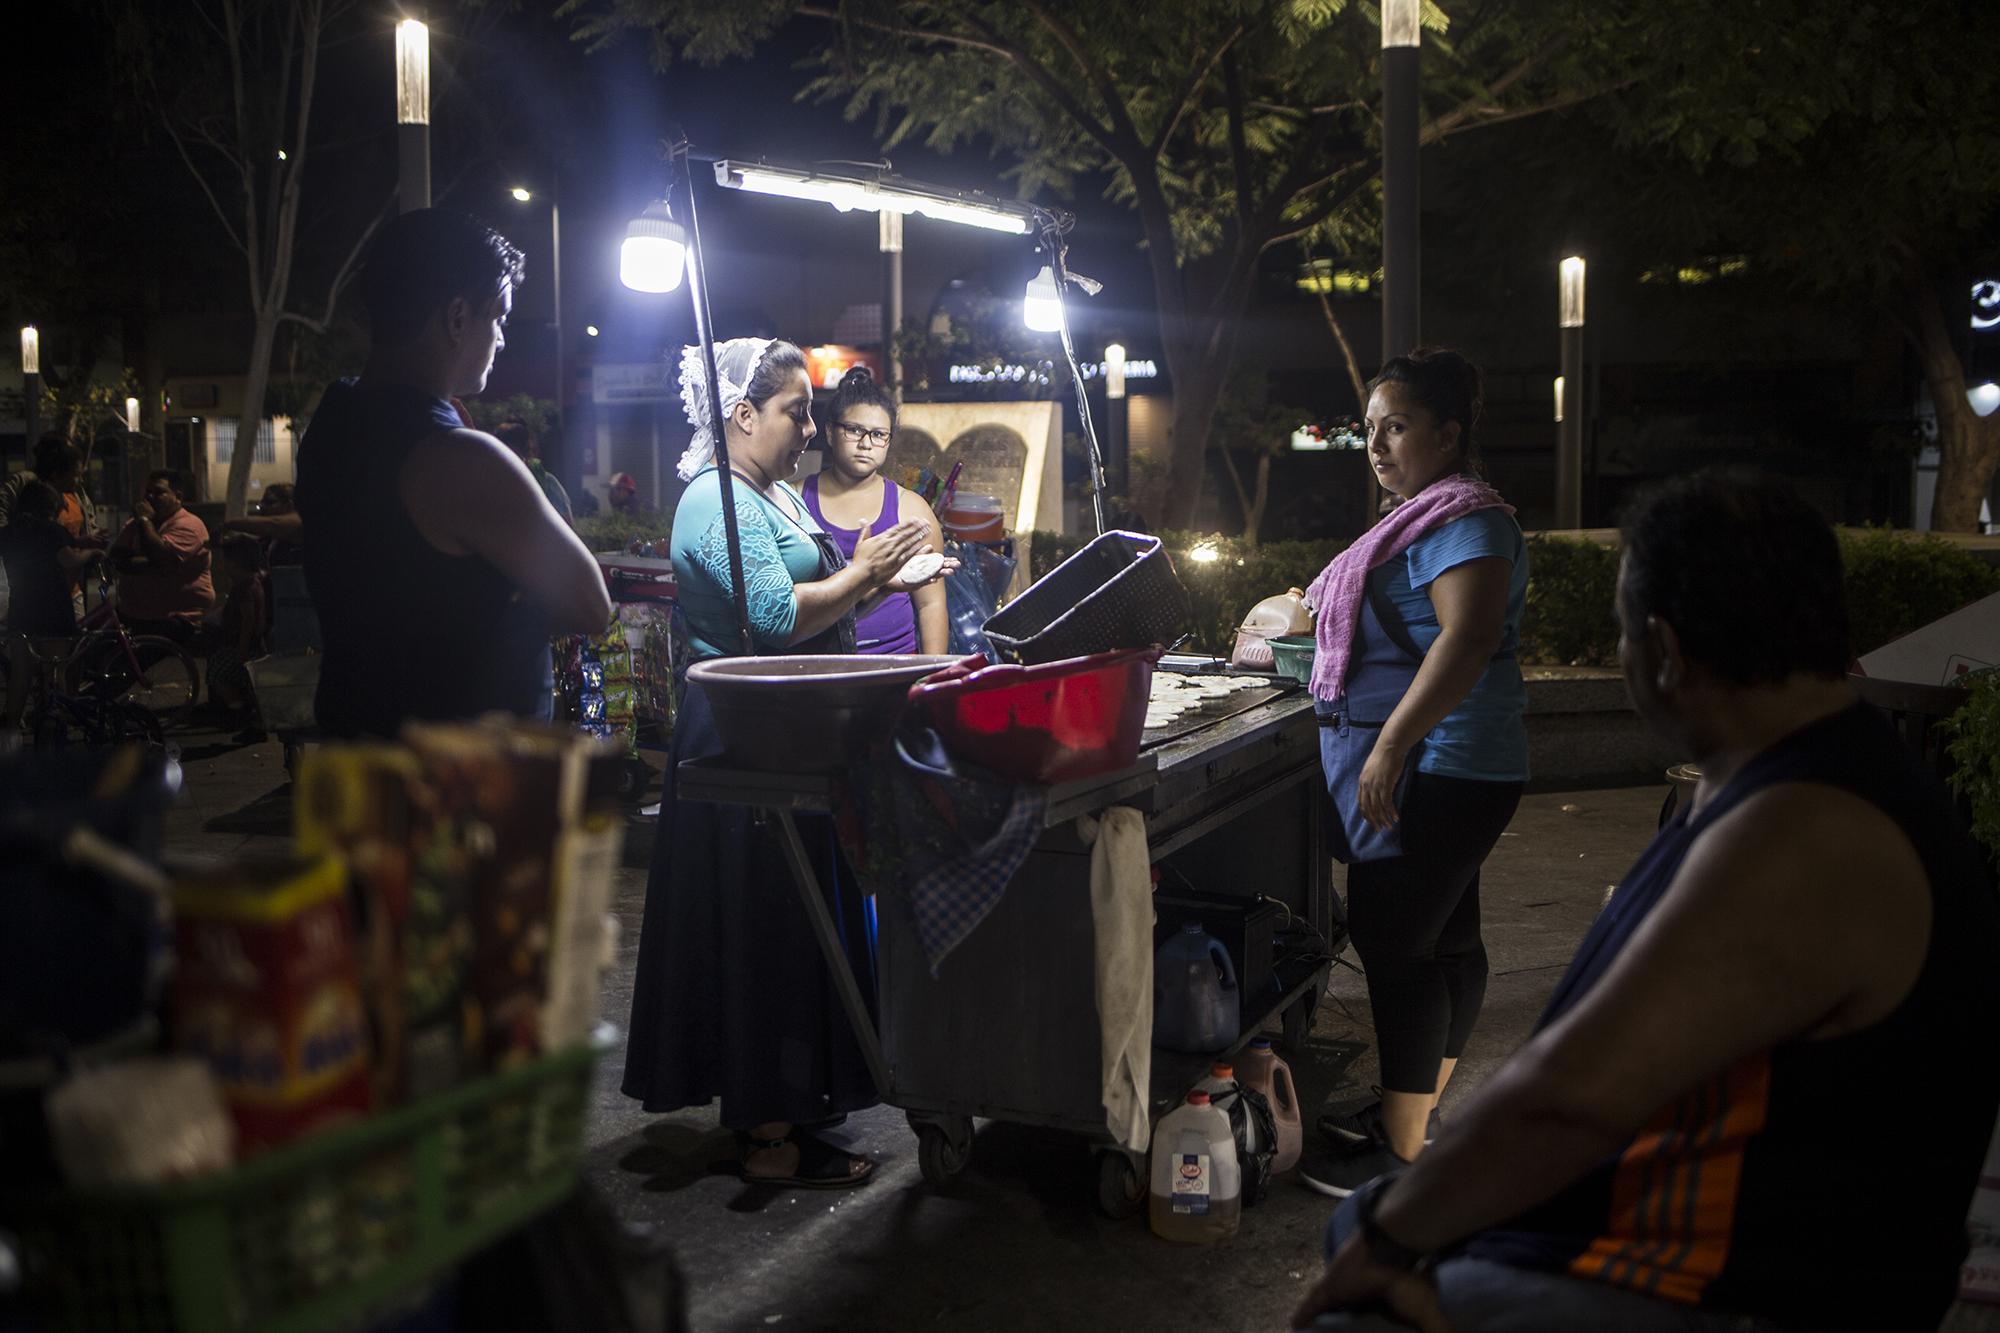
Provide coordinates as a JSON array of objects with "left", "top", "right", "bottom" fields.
[
  {"left": 395, "top": 18, "right": 430, "bottom": 213},
  {"left": 880, "top": 210, "right": 903, "bottom": 401},
  {"left": 20, "top": 325, "right": 39, "bottom": 451},
  {"left": 1381, "top": 0, "right": 1421, "bottom": 360},
  {"left": 1557, "top": 255, "right": 1586, "bottom": 529},
  {"left": 510, "top": 184, "right": 564, "bottom": 436},
  {"left": 1104, "top": 342, "right": 1128, "bottom": 498}
]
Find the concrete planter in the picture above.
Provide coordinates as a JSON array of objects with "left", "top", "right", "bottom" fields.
[{"left": 1523, "top": 666, "right": 1680, "bottom": 790}]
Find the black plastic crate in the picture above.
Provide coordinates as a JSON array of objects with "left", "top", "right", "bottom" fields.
[{"left": 983, "top": 532, "right": 1192, "bottom": 664}]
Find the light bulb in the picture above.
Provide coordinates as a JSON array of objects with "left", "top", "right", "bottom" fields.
[
  {"left": 1023, "top": 266, "right": 1062, "bottom": 333},
  {"left": 620, "top": 201, "right": 688, "bottom": 294}
]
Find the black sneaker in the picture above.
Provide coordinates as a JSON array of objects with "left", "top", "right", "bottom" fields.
[
  {"left": 1299, "top": 1142, "right": 1411, "bottom": 1199},
  {"left": 1318, "top": 1089, "right": 1442, "bottom": 1150}
]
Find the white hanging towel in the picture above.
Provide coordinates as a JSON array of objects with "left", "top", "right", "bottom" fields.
[{"left": 1078, "top": 805, "right": 1153, "bottom": 1152}]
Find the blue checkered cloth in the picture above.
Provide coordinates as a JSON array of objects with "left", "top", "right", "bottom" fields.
[
  {"left": 839, "top": 725, "right": 1049, "bottom": 976},
  {"left": 905, "top": 781, "right": 1047, "bottom": 974}
]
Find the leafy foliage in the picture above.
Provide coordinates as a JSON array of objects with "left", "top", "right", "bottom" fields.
[
  {"left": 1946, "top": 670, "right": 2000, "bottom": 871},
  {"left": 575, "top": 509, "right": 674, "bottom": 553},
  {"left": 1519, "top": 536, "right": 1624, "bottom": 669},
  {"left": 1840, "top": 529, "right": 2000, "bottom": 660}
]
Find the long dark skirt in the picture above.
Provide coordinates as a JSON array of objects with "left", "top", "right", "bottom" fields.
[{"left": 620, "top": 680, "right": 881, "bottom": 1128}]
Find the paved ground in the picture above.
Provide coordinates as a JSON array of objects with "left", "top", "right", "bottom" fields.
[{"left": 153, "top": 725, "right": 1997, "bottom": 1332}]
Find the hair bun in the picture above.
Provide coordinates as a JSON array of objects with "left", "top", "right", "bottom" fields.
[{"left": 839, "top": 365, "right": 875, "bottom": 390}]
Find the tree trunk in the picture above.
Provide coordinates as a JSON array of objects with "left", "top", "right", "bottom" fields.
[
  {"left": 1219, "top": 448, "right": 1271, "bottom": 547},
  {"left": 1314, "top": 287, "right": 1368, "bottom": 409},
  {"left": 1914, "top": 276, "right": 2000, "bottom": 531},
  {"left": 226, "top": 308, "right": 278, "bottom": 515}
]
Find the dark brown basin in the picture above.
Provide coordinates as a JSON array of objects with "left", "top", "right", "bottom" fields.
[{"left": 687, "top": 654, "right": 964, "bottom": 772}]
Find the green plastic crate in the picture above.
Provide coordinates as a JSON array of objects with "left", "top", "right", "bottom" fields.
[{"left": 15, "top": 1042, "right": 598, "bottom": 1333}]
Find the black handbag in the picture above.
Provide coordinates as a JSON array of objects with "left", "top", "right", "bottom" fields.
[{"left": 1316, "top": 573, "right": 1426, "bottom": 864}]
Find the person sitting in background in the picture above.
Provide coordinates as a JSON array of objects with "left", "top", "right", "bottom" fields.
[
  {"left": 1293, "top": 471, "right": 2000, "bottom": 1333},
  {"left": 606, "top": 471, "right": 647, "bottom": 515},
  {"left": 108, "top": 469, "right": 213, "bottom": 645},
  {"left": 205, "top": 533, "right": 271, "bottom": 743},
  {"left": 0, "top": 481, "right": 101, "bottom": 728},
  {"left": 492, "top": 419, "right": 574, "bottom": 525},
  {"left": 224, "top": 481, "right": 303, "bottom": 565}
]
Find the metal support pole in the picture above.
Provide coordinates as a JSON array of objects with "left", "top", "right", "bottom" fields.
[
  {"left": 1558, "top": 327, "right": 1584, "bottom": 529},
  {"left": 771, "top": 809, "right": 893, "bottom": 1098},
  {"left": 1380, "top": 43, "right": 1421, "bottom": 360},
  {"left": 397, "top": 124, "right": 430, "bottom": 214},
  {"left": 675, "top": 141, "right": 756, "bottom": 656},
  {"left": 23, "top": 372, "right": 39, "bottom": 452},
  {"left": 1108, "top": 395, "right": 1127, "bottom": 498},
  {"left": 880, "top": 211, "right": 904, "bottom": 403},
  {"left": 550, "top": 196, "right": 564, "bottom": 424}
]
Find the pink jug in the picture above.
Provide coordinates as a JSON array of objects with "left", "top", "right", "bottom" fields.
[{"left": 1236, "top": 1038, "right": 1301, "bottom": 1173}]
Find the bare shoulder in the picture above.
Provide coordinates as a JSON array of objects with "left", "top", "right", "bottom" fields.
[
  {"left": 404, "top": 427, "right": 527, "bottom": 485},
  {"left": 1681, "top": 781, "right": 1929, "bottom": 951},
  {"left": 899, "top": 486, "right": 943, "bottom": 531}
]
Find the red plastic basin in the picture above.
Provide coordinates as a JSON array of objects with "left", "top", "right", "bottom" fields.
[{"left": 908, "top": 647, "right": 1161, "bottom": 784}]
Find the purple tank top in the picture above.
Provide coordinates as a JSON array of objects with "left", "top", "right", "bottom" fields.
[{"left": 802, "top": 473, "right": 920, "bottom": 654}]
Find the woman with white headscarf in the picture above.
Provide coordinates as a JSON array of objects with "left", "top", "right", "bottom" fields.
[{"left": 622, "top": 336, "right": 949, "bottom": 1189}]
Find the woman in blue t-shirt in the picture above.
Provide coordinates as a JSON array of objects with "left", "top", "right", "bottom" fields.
[
  {"left": 1302, "top": 348, "right": 1530, "bottom": 1198},
  {"left": 623, "top": 337, "right": 949, "bottom": 1192}
]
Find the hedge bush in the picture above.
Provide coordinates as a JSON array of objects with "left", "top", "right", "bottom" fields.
[
  {"left": 576, "top": 509, "right": 673, "bottom": 553},
  {"left": 1028, "top": 526, "right": 2000, "bottom": 667},
  {"left": 1839, "top": 528, "right": 2000, "bottom": 660},
  {"left": 1946, "top": 669, "right": 2000, "bottom": 869}
]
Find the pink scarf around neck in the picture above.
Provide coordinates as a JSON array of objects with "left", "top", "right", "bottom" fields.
[{"left": 1305, "top": 474, "right": 1514, "bottom": 700}]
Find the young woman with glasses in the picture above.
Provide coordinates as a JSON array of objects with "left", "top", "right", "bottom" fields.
[{"left": 799, "top": 365, "right": 950, "bottom": 654}]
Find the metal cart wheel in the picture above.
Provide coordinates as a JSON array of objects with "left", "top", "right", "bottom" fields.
[
  {"left": 1094, "top": 1149, "right": 1145, "bottom": 1219},
  {"left": 1282, "top": 985, "right": 1321, "bottom": 1052},
  {"left": 912, "top": 1115, "right": 973, "bottom": 1191},
  {"left": 615, "top": 757, "right": 651, "bottom": 803}
]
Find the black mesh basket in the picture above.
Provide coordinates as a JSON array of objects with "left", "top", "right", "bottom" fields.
[{"left": 982, "top": 531, "right": 1193, "bottom": 664}]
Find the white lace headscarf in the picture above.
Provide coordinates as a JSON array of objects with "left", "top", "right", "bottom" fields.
[{"left": 675, "top": 336, "right": 781, "bottom": 481}]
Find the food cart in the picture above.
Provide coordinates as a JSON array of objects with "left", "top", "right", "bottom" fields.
[{"left": 676, "top": 659, "right": 1334, "bottom": 1215}]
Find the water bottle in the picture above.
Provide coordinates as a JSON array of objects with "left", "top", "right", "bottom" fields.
[
  {"left": 1153, "top": 922, "right": 1240, "bottom": 1053},
  {"left": 1148, "top": 1090, "right": 1242, "bottom": 1243}
]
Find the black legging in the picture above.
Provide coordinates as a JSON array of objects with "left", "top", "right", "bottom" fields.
[{"left": 1345, "top": 770, "right": 1523, "bottom": 1093}]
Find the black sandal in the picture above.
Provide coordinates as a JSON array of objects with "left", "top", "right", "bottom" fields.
[{"left": 736, "top": 1129, "right": 877, "bottom": 1190}]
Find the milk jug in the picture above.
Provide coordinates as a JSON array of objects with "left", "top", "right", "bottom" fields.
[
  {"left": 1196, "top": 1061, "right": 1264, "bottom": 1159},
  {"left": 1154, "top": 923, "right": 1240, "bottom": 1052},
  {"left": 1148, "top": 1090, "right": 1242, "bottom": 1242},
  {"left": 1236, "top": 1038, "right": 1302, "bottom": 1173}
]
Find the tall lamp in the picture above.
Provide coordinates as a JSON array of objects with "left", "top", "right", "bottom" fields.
[
  {"left": 20, "top": 325, "right": 39, "bottom": 453},
  {"left": 1381, "top": 0, "right": 1421, "bottom": 359},
  {"left": 395, "top": 18, "right": 430, "bottom": 213},
  {"left": 1557, "top": 256, "right": 1586, "bottom": 529},
  {"left": 509, "top": 183, "right": 564, "bottom": 432},
  {"left": 1104, "top": 342, "right": 1128, "bottom": 498}
]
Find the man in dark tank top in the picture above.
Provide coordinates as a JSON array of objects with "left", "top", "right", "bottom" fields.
[
  {"left": 1295, "top": 471, "right": 2000, "bottom": 1333},
  {"left": 296, "top": 209, "right": 609, "bottom": 738}
]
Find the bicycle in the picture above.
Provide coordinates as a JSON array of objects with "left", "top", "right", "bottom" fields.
[
  {"left": 58, "top": 575, "right": 201, "bottom": 724},
  {"left": 4, "top": 632, "right": 169, "bottom": 753}
]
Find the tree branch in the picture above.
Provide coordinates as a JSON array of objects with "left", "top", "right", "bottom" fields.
[
  {"left": 1260, "top": 166, "right": 1380, "bottom": 252},
  {"left": 1017, "top": 1, "right": 1147, "bottom": 152},
  {"left": 1153, "top": 25, "right": 1245, "bottom": 157},
  {"left": 1222, "top": 47, "right": 1256, "bottom": 226},
  {"left": 1421, "top": 34, "right": 1571, "bottom": 141},
  {"left": 160, "top": 124, "right": 248, "bottom": 255},
  {"left": 1423, "top": 75, "right": 1644, "bottom": 145},
  {"left": 279, "top": 194, "right": 394, "bottom": 335}
]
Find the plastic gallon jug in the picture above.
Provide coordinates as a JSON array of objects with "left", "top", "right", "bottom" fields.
[
  {"left": 1149, "top": 1090, "right": 1242, "bottom": 1243},
  {"left": 1154, "top": 922, "right": 1240, "bottom": 1053},
  {"left": 1195, "top": 1062, "right": 1262, "bottom": 1158},
  {"left": 1231, "top": 586, "right": 1315, "bottom": 669},
  {"left": 1236, "top": 1038, "right": 1301, "bottom": 1173}
]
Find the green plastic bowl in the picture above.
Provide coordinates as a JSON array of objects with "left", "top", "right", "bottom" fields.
[{"left": 1268, "top": 634, "right": 1316, "bottom": 685}]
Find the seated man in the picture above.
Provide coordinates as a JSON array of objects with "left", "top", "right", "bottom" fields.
[
  {"left": 1295, "top": 470, "right": 2000, "bottom": 1333},
  {"left": 108, "top": 469, "right": 214, "bottom": 643},
  {"left": 224, "top": 481, "right": 303, "bottom": 565}
]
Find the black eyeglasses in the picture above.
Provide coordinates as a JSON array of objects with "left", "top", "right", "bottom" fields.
[{"left": 836, "top": 422, "right": 892, "bottom": 446}]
